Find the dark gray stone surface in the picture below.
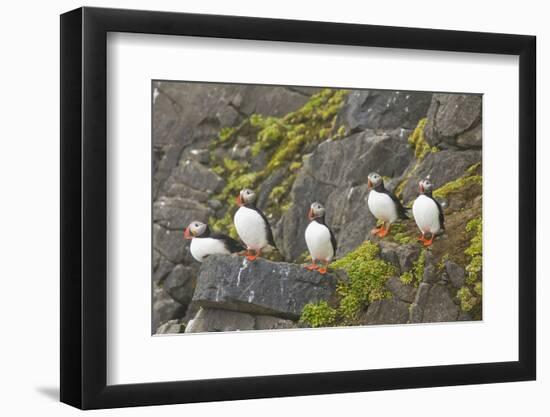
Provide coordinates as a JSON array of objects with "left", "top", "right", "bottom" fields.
[
  {"left": 385, "top": 276, "right": 417, "bottom": 304},
  {"left": 445, "top": 261, "right": 466, "bottom": 289},
  {"left": 364, "top": 297, "right": 410, "bottom": 325},
  {"left": 422, "top": 284, "right": 460, "bottom": 322},
  {"left": 424, "top": 93, "right": 482, "bottom": 149},
  {"left": 185, "top": 308, "right": 256, "bottom": 333},
  {"left": 399, "top": 149, "right": 481, "bottom": 203},
  {"left": 340, "top": 90, "right": 433, "bottom": 132},
  {"left": 193, "top": 255, "right": 340, "bottom": 319},
  {"left": 163, "top": 264, "right": 196, "bottom": 306}
]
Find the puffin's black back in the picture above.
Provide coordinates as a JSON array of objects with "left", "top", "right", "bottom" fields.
[
  {"left": 210, "top": 233, "right": 246, "bottom": 253},
  {"left": 376, "top": 183, "right": 409, "bottom": 219}
]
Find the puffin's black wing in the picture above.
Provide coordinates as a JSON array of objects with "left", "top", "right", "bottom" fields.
[
  {"left": 250, "top": 206, "right": 278, "bottom": 250},
  {"left": 329, "top": 227, "right": 338, "bottom": 256},
  {"left": 210, "top": 233, "right": 246, "bottom": 253},
  {"left": 381, "top": 189, "right": 409, "bottom": 219},
  {"left": 431, "top": 197, "right": 445, "bottom": 230}
]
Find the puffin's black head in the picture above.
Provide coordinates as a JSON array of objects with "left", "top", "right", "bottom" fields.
[
  {"left": 184, "top": 221, "right": 208, "bottom": 239},
  {"left": 367, "top": 172, "right": 383, "bottom": 190},
  {"left": 236, "top": 188, "right": 256, "bottom": 206},
  {"left": 418, "top": 177, "right": 434, "bottom": 194},
  {"left": 308, "top": 201, "right": 326, "bottom": 221}
]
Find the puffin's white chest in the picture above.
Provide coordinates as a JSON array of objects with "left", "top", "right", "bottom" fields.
[
  {"left": 305, "top": 221, "right": 334, "bottom": 262},
  {"left": 190, "top": 237, "right": 229, "bottom": 262},
  {"left": 368, "top": 189, "right": 398, "bottom": 223},
  {"left": 234, "top": 206, "right": 269, "bottom": 250},
  {"left": 412, "top": 195, "right": 441, "bottom": 234}
]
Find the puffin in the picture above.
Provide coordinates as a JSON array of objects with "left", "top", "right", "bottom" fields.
[
  {"left": 367, "top": 172, "right": 408, "bottom": 237},
  {"left": 234, "top": 188, "right": 277, "bottom": 261},
  {"left": 184, "top": 221, "right": 245, "bottom": 263},
  {"left": 304, "top": 202, "right": 337, "bottom": 275},
  {"left": 412, "top": 176, "right": 445, "bottom": 246}
]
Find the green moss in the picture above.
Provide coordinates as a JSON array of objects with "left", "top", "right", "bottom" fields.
[
  {"left": 299, "top": 301, "right": 338, "bottom": 328},
  {"left": 393, "top": 232, "right": 415, "bottom": 245},
  {"left": 387, "top": 223, "right": 414, "bottom": 244},
  {"left": 334, "top": 125, "right": 348, "bottom": 140},
  {"left": 466, "top": 162, "right": 482, "bottom": 176},
  {"left": 474, "top": 281, "right": 483, "bottom": 296},
  {"left": 400, "top": 249, "right": 426, "bottom": 287},
  {"left": 394, "top": 157, "right": 422, "bottom": 198},
  {"left": 289, "top": 161, "right": 302, "bottom": 172},
  {"left": 249, "top": 89, "right": 348, "bottom": 164},
  {"left": 465, "top": 217, "right": 482, "bottom": 284},
  {"left": 433, "top": 175, "right": 482, "bottom": 199},
  {"left": 300, "top": 241, "right": 396, "bottom": 327},
  {"left": 437, "top": 253, "right": 450, "bottom": 271},
  {"left": 457, "top": 286, "right": 478, "bottom": 312},
  {"left": 265, "top": 174, "right": 297, "bottom": 218},
  {"left": 218, "top": 126, "right": 237, "bottom": 144},
  {"left": 332, "top": 241, "right": 396, "bottom": 321},
  {"left": 454, "top": 216, "right": 482, "bottom": 314},
  {"left": 408, "top": 118, "right": 436, "bottom": 160}
]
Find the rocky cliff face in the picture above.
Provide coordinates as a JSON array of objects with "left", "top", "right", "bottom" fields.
[{"left": 153, "top": 82, "right": 482, "bottom": 334}]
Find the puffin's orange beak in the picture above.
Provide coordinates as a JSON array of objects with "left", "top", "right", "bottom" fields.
[
  {"left": 308, "top": 208, "right": 314, "bottom": 220},
  {"left": 419, "top": 184, "right": 424, "bottom": 193},
  {"left": 236, "top": 194, "right": 242, "bottom": 206},
  {"left": 184, "top": 228, "right": 192, "bottom": 240},
  {"left": 367, "top": 179, "right": 373, "bottom": 189}
]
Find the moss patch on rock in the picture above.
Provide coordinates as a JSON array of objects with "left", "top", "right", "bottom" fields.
[
  {"left": 400, "top": 249, "right": 426, "bottom": 287},
  {"left": 433, "top": 175, "right": 482, "bottom": 199},
  {"left": 408, "top": 118, "right": 437, "bottom": 160},
  {"left": 299, "top": 241, "right": 397, "bottom": 327},
  {"left": 454, "top": 216, "right": 482, "bottom": 317},
  {"left": 299, "top": 301, "right": 338, "bottom": 328},
  {"left": 208, "top": 89, "right": 349, "bottom": 238}
]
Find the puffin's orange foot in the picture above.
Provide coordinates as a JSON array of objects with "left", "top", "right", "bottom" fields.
[
  {"left": 377, "top": 227, "right": 389, "bottom": 238},
  {"left": 246, "top": 253, "right": 258, "bottom": 261},
  {"left": 305, "top": 263, "right": 319, "bottom": 271},
  {"left": 371, "top": 227, "right": 383, "bottom": 236},
  {"left": 317, "top": 267, "right": 328, "bottom": 275},
  {"left": 423, "top": 237, "right": 434, "bottom": 247}
]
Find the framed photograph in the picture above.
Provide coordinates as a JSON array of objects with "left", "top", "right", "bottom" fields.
[{"left": 60, "top": 6, "right": 536, "bottom": 409}]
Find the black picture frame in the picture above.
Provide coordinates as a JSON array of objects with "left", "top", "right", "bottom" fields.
[{"left": 60, "top": 6, "right": 536, "bottom": 410}]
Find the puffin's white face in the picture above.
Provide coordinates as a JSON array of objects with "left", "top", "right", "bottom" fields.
[
  {"left": 237, "top": 188, "right": 256, "bottom": 206},
  {"left": 184, "top": 221, "right": 207, "bottom": 239},
  {"left": 308, "top": 202, "right": 326, "bottom": 220},
  {"left": 418, "top": 178, "right": 433, "bottom": 194},
  {"left": 367, "top": 172, "right": 383, "bottom": 189}
]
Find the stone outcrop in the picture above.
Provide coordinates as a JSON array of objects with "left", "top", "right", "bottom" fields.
[
  {"left": 192, "top": 255, "right": 341, "bottom": 320},
  {"left": 339, "top": 90, "right": 433, "bottom": 132},
  {"left": 185, "top": 308, "right": 296, "bottom": 333},
  {"left": 182, "top": 244, "right": 467, "bottom": 331},
  {"left": 424, "top": 94, "right": 482, "bottom": 149}
]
